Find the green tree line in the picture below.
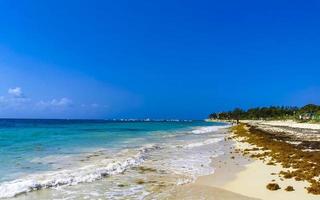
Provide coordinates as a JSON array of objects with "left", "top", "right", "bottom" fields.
[{"left": 209, "top": 104, "right": 320, "bottom": 121}]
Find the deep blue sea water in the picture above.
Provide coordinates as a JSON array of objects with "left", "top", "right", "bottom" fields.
[{"left": 0, "top": 119, "right": 228, "bottom": 199}]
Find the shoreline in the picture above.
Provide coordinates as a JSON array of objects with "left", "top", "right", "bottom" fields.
[
  {"left": 4, "top": 121, "right": 320, "bottom": 199},
  {"left": 4, "top": 122, "right": 228, "bottom": 200},
  {"left": 170, "top": 121, "right": 320, "bottom": 200},
  {"left": 169, "top": 137, "right": 258, "bottom": 200}
]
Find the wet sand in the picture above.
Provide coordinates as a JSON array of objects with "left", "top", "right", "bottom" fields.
[
  {"left": 169, "top": 185, "right": 258, "bottom": 200},
  {"left": 169, "top": 122, "right": 320, "bottom": 200},
  {"left": 166, "top": 136, "right": 256, "bottom": 200}
]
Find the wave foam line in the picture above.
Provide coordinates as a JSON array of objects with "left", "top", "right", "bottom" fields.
[
  {"left": 184, "top": 138, "right": 224, "bottom": 148},
  {"left": 0, "top": 145, "right": 160, "bottom": 199},
  {"left": 191, "top": 125, "right": 230, "bottom": 134}
]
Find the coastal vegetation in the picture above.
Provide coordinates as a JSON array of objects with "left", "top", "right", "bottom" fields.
[{"left": 209, "top": 104, "right": 320, "bottom": 122}]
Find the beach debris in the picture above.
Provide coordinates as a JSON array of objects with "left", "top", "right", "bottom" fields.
[
  {"left": 117, "top": 183, "right": 127, "bottom": 187},
  {"left": 134, "top": 166, "right": 157, "bottom": 173},
  {"left": 280, "top": 171, "right": 294, "bottom": 179},
  {"left": 266, "top": 161, "right": 276, "bottom": 166},
  {"left": 135, "top": 179, "right": 145, "bottom": 184},
  {"left": 266, "top": 183, "right": 281, "bottom": 191},
  {"left": 232, "top": 124, "right": 320, "bottom": 195},
  {"left": 285, "top": 186, "right": 295, "bottom": 192}
]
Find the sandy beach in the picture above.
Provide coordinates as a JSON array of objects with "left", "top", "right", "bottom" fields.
[
  {"left": 2, "top": 120, "right": 319, "bottom": 199},
  {"left": 169, "top": 120, "right": 320, "bottom": 200}
]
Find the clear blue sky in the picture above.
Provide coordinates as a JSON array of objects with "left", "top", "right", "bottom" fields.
[{"left": 0, "top": 0, "right": 319, "bottom": 119}]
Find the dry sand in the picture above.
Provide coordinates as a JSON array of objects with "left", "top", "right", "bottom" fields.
[
  {"left": 169, "top": 122, "right": 320, "bottom": 200},
  {"left": 205, "top": 139, "right": 319, "bottom": 200},
  {"left": 242, "top": 120, "right": 320, "bottom": 130}
]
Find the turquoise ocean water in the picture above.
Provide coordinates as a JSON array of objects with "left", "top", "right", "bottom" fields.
[{"left": 0, "top": 119, "right": 228, "bottom": 199}]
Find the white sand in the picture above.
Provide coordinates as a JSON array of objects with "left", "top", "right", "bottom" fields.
[
  {"left": 241, "top": 120, "right": 320, "bottom": 142},
  {"left": 220, "top": 160, "right": 317, "bottom": 200},
  {"left": 171, "top": 123, "right": 320, "bottom": 200},
  {"left": 191, "top": 138, "right": 320, "bottom": 200},
  {"left": 242, "top": 120, "right": 320, "bottom": 130}
]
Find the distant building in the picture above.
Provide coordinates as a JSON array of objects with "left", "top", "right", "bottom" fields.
[
  {"left": 299, "top": 113, "right": 313, "bottom": 120},
  {"left": 299, "top": 113, "right": 320, "bottom": 120}
]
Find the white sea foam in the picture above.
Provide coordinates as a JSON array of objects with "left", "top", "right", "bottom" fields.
[
  {"left": 105, "top": 185, "right": 149, "bottom": 200},
  {"left": 30, "top": 155, "right": 73, "bottom": 164},
  {"left": 161, "top": 145, "right": 223, "bottom": 184},
  {"left": 160, "top": 125, "right": 229, "bottom": 139},
  {"left": 191, "top": 125, "right": 230, "bottom": 134},
  {"left": 184, "top": 138, "right": 224, "bottom": 148},
  {"left": 0, "top": 145, "right": 160, "bottom": 199},
  {"left": 0, "top": 125, "right": 228, "bottom": 199}
]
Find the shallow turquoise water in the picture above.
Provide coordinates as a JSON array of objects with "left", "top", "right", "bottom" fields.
[{"left": 0, "top": 119, "right": 223, "bottom": 183}]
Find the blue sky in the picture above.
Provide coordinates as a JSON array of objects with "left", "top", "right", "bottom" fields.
[{"left": 0, "top": 0, "right": 320, "bottom": 119}]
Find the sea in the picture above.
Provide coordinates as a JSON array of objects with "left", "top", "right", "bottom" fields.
[{"left": 0, "top": 119, "right": 229, "bottom": 199}]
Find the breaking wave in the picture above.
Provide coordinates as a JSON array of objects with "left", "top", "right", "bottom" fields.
[
  {"left": 0, "top": 145, "right": 160, "bottom": 198},
  {"left": 191, "top": 125, "right": 230, "bottom": 134}
]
